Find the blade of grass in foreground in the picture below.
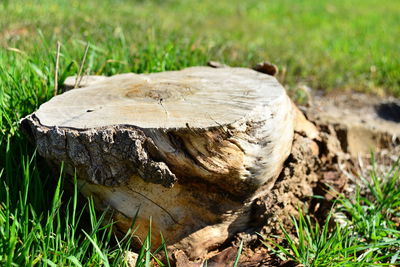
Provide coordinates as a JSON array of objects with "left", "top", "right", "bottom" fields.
[{"left": 233, "top": 240, "right": 243, "bottom": 267}]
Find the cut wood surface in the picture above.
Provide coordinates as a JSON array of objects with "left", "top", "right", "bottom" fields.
[
  {"left": 38, "top": 67, "right": 289, "bottom": 129},
  {"left": 22, "top": 67, "right": 296, "bottom": 258}
]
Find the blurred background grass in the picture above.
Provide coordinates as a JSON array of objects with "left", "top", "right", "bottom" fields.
[{"left": 1, "top": 0, "right": 399, "bottom": 97}]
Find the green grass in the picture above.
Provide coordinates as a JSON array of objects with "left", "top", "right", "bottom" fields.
[
  {"left": 0, "top": 141, "right": 132, "bottom": 266},
  {"left": 0, "top": 138, "right": 170, "bottom": 266},
  {"left": 1, "top": 0, "right": 400, "bottom": 266},
  {"left": 1, "top": 0, "right": 400, "bottom": 96},
  {"left": 262, "top": 159, "right": 400, "bottom": 266}
]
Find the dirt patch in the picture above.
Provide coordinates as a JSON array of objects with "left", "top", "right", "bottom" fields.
[{"left": 305, "top": 92, "right": 400, "bottom": 157}]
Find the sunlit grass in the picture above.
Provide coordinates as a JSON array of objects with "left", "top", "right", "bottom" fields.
[
  {"left": 262, "top": 159, "right": 400, "bottom": 266},
  {"left": 1, "top": 0, "right": 399, "bottom": 96},
  {"left": 0, "top": 144, "right": 132, "bottom": 266}
]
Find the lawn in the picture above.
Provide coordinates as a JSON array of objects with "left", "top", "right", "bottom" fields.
[
  {"left": 0, "top": 0, "right": 399, "bottom": 266},
  {"left": 2, "top": 0, "right": 400, "bottom": 96}
]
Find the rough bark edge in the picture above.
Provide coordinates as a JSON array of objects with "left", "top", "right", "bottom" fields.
[{"left": 21, "top": 114, "right": 177, "bottom": 187}]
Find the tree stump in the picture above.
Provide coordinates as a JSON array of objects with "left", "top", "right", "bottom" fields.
[{"left": 21, "top": 67, "right": 296, "bottom": 258}]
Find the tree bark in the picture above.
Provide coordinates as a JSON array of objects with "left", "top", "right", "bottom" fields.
[{"left": 21, "top": 67, "right": 296, "bottom": 258}]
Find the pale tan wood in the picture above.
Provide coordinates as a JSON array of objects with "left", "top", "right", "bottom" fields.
[
  {"left": 63, "top": 75, "right": 107, "bottom": 90},
  {"left": 37, "top": 67, "right": 290, "bottom": 129},
  {"left": 21, "top": 67, "right": 296, "bottom": 258}
]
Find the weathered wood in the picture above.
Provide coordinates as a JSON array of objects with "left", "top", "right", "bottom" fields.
[
  {"left": 21, "top": 67, "right": 296, "bottom": 258},
  {"left": 63, "top": 75, "right": 107, "bottom": 90}
]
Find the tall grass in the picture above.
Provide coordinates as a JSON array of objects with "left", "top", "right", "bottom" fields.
[{"left": 0, "top": 142, "right": 131, "bottom": 266}]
